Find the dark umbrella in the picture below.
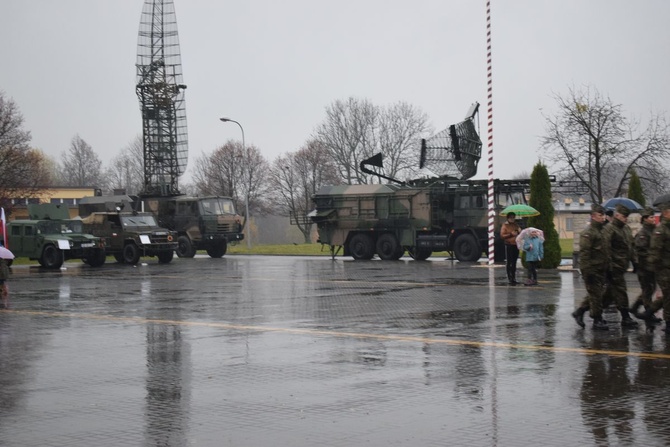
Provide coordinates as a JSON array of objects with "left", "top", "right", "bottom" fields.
[
  {"left": 602, "top": 197, "right": 643, "bottom": 212},
  {"left": 652, "top": 194, "right": 670, "bottom": 207}
]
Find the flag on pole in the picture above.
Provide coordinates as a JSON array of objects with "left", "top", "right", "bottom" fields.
[{"left": 1, "top": 207, "right": 7, "bottom": 248}]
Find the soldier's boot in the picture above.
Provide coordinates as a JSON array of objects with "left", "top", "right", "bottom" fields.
[
  {"left": 640, "top": 308, "right": 659, "bottom": 333},
  {"left": 571, "top": 306, "right": 587, "bottom": 329},
  {"left": 592, "top": 316, "right": 609, "bottom": 331},
  {"left": 645, "top": 306, "right": 663, "bottom": 323},
  {"left": 629, "top": 298, "right": 644, "bottom": 318},
  {"left": 619, "top": 308, "right": 639, "bottom": 328}
]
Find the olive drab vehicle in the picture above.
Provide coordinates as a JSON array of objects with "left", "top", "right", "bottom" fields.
[
  {"left": 79, "top": 195, "right": 244, "bottom": 259},
  {"left": 309, "top": 103, "right": 531, "bottom": 262},
  {"left": 81, "top": 210, "right": 178, "bottom": 265},
  {"left": 4, "top": 204, "right": 106, "bottom": 269},
  {"left": 141, "top": 196, "right": 244, "bottom": 258}
]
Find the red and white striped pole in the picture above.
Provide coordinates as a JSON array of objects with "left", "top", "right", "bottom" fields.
[{"left": 485, "top": 0, "right": 495, "bottom": 266}]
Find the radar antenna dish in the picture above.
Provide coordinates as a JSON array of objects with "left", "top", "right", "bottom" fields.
[
  {"left": 419, "top": 102, "right": 482, "bottom": 180},
  {"left": 136, "top": 0, "right": 188, "bottom": 197}
]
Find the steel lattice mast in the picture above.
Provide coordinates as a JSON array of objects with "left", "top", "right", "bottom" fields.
[{"left": 136, "top": 0, "right": 188, "bottom": 197}]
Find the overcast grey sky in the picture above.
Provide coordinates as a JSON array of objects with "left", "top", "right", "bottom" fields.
[{"left": 1, "top": 0, "right": 669, "bottom": 182}]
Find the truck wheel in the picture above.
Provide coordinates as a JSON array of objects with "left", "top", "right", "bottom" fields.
[
  {"left": 157, "top": 250, "right": 174, "bottom": 264},
  {"left": 454, "top": 233, "right": 482, "bottom": 262},
  {"left": 408, "top": 247, "right": 432, "bottom": 261},
  {"left": 41, "top": 245, "right": 64, "bottom": 269},
  {"left": 376, "top": 234, "right": 402, "bottom": 260},
  {"left": 123, "top": 243, "right": 142, "bottom": 265},
  {"left": 206, "top": 241, "right": 227, "bottom": 258},
  {"left": 85, "top": 249, "right": 106, "bottom": 267},
  {"left": 114, "top": 253, "right": 125, "bottom": 263},
  {"left": 176, "top": 236, "right": 196, "bottom": 258},
  {"left": 349, "top": 233, "right": 374, "bottom": 260}
]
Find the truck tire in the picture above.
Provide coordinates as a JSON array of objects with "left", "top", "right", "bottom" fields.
[
  {"left": 41, "top": 245, "right": 64, "bottom": 269},
  {"left": 157, "top": 250, "right": 174, "bottom": 264},
  {"left": 454, "top": 233, "right": 482, "bottom": 262},
  {"left": 408, "top": 247, "right": 432, "bottom": 261},
  {"left": 123, "top": 243, "right": 142, "bottom": 265},
  {"left": 206, "top": 241, "right": 227, "bottom": 258},
  {"left": 85, "top": 249, "right": 106, "bottom": 267},
  {"left": 114, "top": 253, "right": 125, "bottom": 263},
  {"left": 349, "top": 233, "right": 374, "bottom": 260},
  {"left": 376, "top": 233, "right": 402, "bottom": 260},
  {"left": 176, "top": 236, "right": 196, "bottom": 258}
]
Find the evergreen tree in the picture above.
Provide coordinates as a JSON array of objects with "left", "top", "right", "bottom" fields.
[
  {"left": 627, "top": 169, "right": 645, "bottom": 206},
  {"left": 527, "top": 162, "right": 562, "bottom": 268}
]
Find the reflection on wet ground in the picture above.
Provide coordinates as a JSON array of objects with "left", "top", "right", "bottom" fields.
[{"left": 1, "top": 255, "right": 669, "bottom": 446}]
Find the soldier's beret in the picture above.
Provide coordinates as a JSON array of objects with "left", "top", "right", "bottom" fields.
[
  {"left": 591, "top": 204, "right": 606, "bottom": 214},
  {"left": 641, "top": 207, "right": 656, "bottom": 218},
  {"left": 615, "top": 204, "right": 630, "bottom": 217},
  {"left": 659, "top": 202, "right": 670, "bottom": 211}
]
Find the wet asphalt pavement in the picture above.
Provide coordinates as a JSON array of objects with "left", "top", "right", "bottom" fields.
[{"left": 1, "top": 254, "right": 670, "bottom": 446}]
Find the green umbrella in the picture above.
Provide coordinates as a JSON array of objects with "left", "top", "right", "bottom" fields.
[{"left": 499, "top": 204, "right": 540, "bottom": 217}]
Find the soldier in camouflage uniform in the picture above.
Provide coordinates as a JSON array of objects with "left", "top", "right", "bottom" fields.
[
  {"left": 571, "top": 204, "right": 610, "bottom": 330},
  {"left": 630, "top": 207, "right": 659, "bottom": 319},
  {"left": 601, "top": 204, "right": 638, "bottom": 328},
  {"left": 641, "top": 202, "right": 670, "bottom": 333}
]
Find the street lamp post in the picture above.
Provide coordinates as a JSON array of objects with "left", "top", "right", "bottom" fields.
[{"left": 220, "top": 117, "right": 251, "bottom": 249}]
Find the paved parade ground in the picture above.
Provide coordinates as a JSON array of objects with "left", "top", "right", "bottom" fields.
[{"left": 1, "top": 254, "right": 669, "bottom": 446}]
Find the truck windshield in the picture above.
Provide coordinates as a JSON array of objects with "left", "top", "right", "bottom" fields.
[
  {"left": 37, "top": 220, "right": 83, "bottom": 234},
  {"left": 120, "top": 215, "right": 158, "bottom": 228},
  {"left": 199, "top": 198, "right": 236, "bottom": 215}
]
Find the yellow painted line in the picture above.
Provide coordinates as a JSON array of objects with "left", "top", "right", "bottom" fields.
[{"left": 3, "top": 309, "right": 669, "bottom": 360}]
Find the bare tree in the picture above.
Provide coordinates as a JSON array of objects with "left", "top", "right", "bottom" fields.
[
  {"left": 269, "top": 140, "right": 340, "bottom": 242},
  {"left": 59, "top": 135, "right": 105, "bottom": 187},
  {"left": 0, "top": 91, "right": 51, "bottom": 207},
  {"left": 106, "top": 135, "right": 144, "bottom": 195},
  {"left": 377, "top": 101, "right": 431, "bottom": 181},
  {"left": 541, "top": 85, "right": 670, "bottom": 203},
  {"left": 192, "top": 140, "right": 270, "bottom": 216},
  {"left": 315, "top": 97, "right": 430, "bottom": 184},
  {"left": 315, "top": 97, "right": 379, "bottom": 184}
]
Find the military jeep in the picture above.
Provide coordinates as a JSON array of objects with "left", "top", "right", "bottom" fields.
[
  {"left": 5, "top": 204, "right": 106, "bottom": 269},
  {"left": 81, "top": 211, "right": 178, "bottom": 264}
]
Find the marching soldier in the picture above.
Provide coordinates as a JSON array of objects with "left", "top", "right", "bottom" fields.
[
  {"left": 641, "top": 202, "right": 670, "bottom": 333},
  {"left": 602, "top": 204, "right": 638, "bottom": 328},
  {"left": 630, "top": 207, "right": 659, "bottom": 320},
  {"left": 572, "top": 204, "right": 610, "bottom": 330}
]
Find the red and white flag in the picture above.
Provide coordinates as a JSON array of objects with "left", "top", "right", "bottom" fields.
[{"left": 1, "top": 207, "right": 7, "bottom": 248}]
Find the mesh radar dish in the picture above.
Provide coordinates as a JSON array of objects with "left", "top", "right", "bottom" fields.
[
  {"left": 419, "top": 102, "right": 482, "bottom": 180},
  {"left": 136, "top": 0, "right": 188, "bottom": 197}
]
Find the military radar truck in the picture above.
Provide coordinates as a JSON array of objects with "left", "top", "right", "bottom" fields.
[
  {"left": 4, "top": 204, "right": 106, "bottom": 269},
  {"left": 310, "top": 178, "right": 528, "bottom": 262},
  {"left": 309, "top": 102, "right": 530, "bottom": 262}
]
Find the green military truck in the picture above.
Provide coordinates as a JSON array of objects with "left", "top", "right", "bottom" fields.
[
  {"left": 4, "top": 204, "right": 106, "bottom": 269},
  {"left": 81, "top": 211, "right": 178, "bottom": 264},
  {"left": 141, "top": 196, "right": 244, "bottom": 258},
  {"left": 310, "top": 178, "right": 528, "bottom": 262}
]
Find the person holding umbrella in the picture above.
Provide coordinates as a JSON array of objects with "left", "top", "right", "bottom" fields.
[
  {"left": 520, "top": 228, "right": 544, "bottom": 286},
  {"left": 500, "top": 212, "right": 521, "bottom": 285}
]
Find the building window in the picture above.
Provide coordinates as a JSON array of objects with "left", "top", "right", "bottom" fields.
[
  {"left": 50, "top": 198, "right": 62, "bottom": 204},
  {"left": 565, "top": 218, "right": 574, "bottom": 232}
]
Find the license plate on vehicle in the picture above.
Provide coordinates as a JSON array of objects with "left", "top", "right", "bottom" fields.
[{"left": 81, "top": 243, "right": 95, "bottom": 248}]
